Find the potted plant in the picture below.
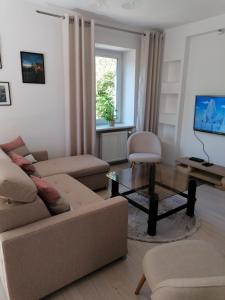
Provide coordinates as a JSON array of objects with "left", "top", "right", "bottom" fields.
[{"left": 96, "top": 71, "right": 117, "bottom": 126}]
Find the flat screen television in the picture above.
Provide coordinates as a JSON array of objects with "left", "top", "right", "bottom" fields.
[{"left": 194, "top": 95, "right": 225, "bottom": 136}]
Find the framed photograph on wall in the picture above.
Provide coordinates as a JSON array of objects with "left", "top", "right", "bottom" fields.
[
  {"left": 0, "top": 82, "right": 11, "bottom": 106},
  {"left": 20, "top": 51, "right": 45, "bottom": 84},
  {"left": 0, "top": 46, "right": 2, "bottom": 69}
]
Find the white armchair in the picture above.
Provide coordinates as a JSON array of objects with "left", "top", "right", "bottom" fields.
[
  {"left": 135, "top": 240, "right": 225, "bottom": 300},
  {"left": 127, "top": 131, "right": 162, "bottom": 165}
]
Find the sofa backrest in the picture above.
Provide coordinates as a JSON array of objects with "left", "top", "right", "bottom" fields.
[
  {"left": 0, "top": 160, "right": 37, "bottom": 203},
  {"left": 0, "top": 159, "right": 50, "bottom": 233},
  {"left": 0, "top": 195, "right": 50, "bottom": 233}
]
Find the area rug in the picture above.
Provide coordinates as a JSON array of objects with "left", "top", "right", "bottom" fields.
[{"left": 127, "top": 192, "right": 201, "bottom": 243}]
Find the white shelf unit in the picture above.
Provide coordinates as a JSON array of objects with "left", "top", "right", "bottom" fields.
[
  {"left": 160, "top": 94, "right": 178, "bottom": 114},
  {"left": 161, "top": 83, "right": 180, "bottom": 94},
  {"left": 162, "top": 60, "right": 181, "bottom": 83},
  {"left": 158, "top": 60, "right": 182, "bottom": 164},
  {"left": 158, "top": 123, "right": 176, "bottom": 145},
  {"left": 159, "top": 113, "right": 177, "bottom": 126}
]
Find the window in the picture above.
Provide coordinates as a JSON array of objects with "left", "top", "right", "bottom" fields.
[{"left": 95, "top": 49, "right": 122, "bottom": 125}]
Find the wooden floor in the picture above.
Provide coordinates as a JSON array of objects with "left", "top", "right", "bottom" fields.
[
  {"left": 1, "top": 163, "right": 225, "bottom": 300},
  {"left": 44, "top": 163, "right": 225, "bottom": 300}
]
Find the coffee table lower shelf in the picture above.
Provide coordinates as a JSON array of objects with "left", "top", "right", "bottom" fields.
[{"left": 110, "top": 172, "right": 197, "bottom": 236}]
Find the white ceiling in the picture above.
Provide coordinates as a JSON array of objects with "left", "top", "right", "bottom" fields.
[{"left": 30, "top": 0, "right": 225, "bottom": 29}]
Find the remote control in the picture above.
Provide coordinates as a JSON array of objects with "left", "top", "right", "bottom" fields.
[
  {"left": 189, "top": 157, "right": 204, "bottom": 163},
  {"left": 202, "top": 162, "right": 214, "bottom": 167}
]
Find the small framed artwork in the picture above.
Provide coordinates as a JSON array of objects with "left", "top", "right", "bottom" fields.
[
  {"left": 20, "top": 51, "right": 45, "bottom": 84},
  {"left": 0, "top": 82, "right": 11, "bottom": 106},
  {"left": 0, "top": 39, "right": 2, "bottom": 69}
]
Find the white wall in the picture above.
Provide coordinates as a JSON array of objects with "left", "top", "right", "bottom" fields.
[
  {"left": 0, "top": 1, "right": 141, "bottom": 158},
  {"left": 0, "top": 0, "right": 66, "bottom": 158},
  {"left": 180, "top": 31, "right": 225, "bottom": 165},
  {"left": 163, "top": 13, "right": 225, "bottom": 166}
]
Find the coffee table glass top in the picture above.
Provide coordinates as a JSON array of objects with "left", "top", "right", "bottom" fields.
[{"left": 107, "top": 164, "right": 189, "bottom": 200}]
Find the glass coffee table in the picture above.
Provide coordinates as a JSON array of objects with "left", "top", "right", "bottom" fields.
[{"left": 107, "top": 164, "right": 197, "bottom": 236}]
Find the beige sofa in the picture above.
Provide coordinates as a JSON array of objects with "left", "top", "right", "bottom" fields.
[{"left": 0, "top": 149, "right": 128, "bottom": 300}]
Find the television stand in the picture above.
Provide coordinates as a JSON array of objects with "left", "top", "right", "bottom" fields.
[{"left": 176, "top": 157, "right": 225, "bottom": 190}]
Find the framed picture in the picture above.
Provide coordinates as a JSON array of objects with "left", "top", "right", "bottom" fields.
[
  {"left": 0, "top": 82, "right": 11, "bottom": 106},
  {"left": 0, "top": 38, "right": 2, "bottom": 69},
  {"left": 20, "top": 51, "right": 45, "bottom": 84}
]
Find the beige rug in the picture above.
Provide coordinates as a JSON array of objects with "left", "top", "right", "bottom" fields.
[{"left": 127, "top": 191, "right": 200, "bottom": 243}]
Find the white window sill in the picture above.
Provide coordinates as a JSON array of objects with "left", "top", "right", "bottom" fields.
[{"left": 96, "top": 123, "right": 135, "bottom": 133}]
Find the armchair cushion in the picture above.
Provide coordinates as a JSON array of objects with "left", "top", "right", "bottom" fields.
[
  {"left": 143, "top": 240, "right": 225, "bottom": 292},
  {"left": 152, "top": 277, "right": 225, "bottom": 300},
  {"left": 129, "top": 153, "right": 161, "bottom": 163}
]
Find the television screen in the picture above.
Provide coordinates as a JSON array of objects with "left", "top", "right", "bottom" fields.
[{"left": 194, "top": 95, "right": 225, "bottom": 135}]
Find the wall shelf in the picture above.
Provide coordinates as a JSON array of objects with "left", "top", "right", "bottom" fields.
[
  {"left": 159, "top": 113, "right": 177, "bottom": 126},
  {"left": 161, "top": 83, "right": 180, "bottom": 94},
  {"left": 158, "top": 123, "right": 176, "bottom": 145},
  {"left": 158, "top": 60, "right": 182, "bottom": 164},
  {"left": 162, "top": 60, "right": 181, "bottom": 83},
  {"left": 160, "top": 94, "right": 178, "bottom": 114}
]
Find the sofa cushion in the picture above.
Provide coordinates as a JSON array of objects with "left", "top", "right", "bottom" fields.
[
  {"left": 0, "top": 160, "right": 37, "bottom": 203},
  {"left": 10, "top": 152, "right": 35, "bottom": 174},
  {"left": 0, "top": 148, "right": 11, "bottom": 161},
  {"left": 44, "top": 174, "right": 103, "bottom": 210},
  {"left": 0, "top": 136, "right": 30, "bottom": 157},
  {"left": 31, "top": 175, "right": 70, "bottom": 215},
  {"left": 31, "top": 175, "right": 61, "bottom": 203},
  {"left": 34, "top": 155, "right": 109, "bottom": 179},
  {"left": 24, "top": 154, "right": 38, "bottom": 163},
  {"left": 0, "top": 195, "right": 50, "bottom": 233}
]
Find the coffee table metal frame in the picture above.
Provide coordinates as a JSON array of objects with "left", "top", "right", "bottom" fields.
[{"left": 109, "top": 164, "right": 197, "bottom": 236}]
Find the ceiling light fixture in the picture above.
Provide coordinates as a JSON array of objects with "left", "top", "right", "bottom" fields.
[
  {"left": 122, "top": 0, "right": 142, "bottom": 10},
  {"left": 95, "top": 0, "right": 108, "bottom": 8},
  {"left": 218, "top": 28, "right": 225, "bottom": 35}
]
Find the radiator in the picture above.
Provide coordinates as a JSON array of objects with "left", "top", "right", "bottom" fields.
[{"left": 100, "top": 131, "right": 128, "bottom": 163}]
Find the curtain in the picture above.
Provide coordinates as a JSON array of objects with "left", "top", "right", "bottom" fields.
[
  {"left": 63, "top": 14, "right": 96, "bottom": 156},
  {"left": 136, "top": 31, "right": 164, "bottom": 133}
]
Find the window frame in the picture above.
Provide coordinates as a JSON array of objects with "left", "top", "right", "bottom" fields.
[{"left": 95, "top": 48, "right": 123, "bottom": 125}]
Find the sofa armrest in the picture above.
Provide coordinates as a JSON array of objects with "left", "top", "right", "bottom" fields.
[
  {"left": 0, "top": 196, "right": 128, "bottom": 300},
  {"left": 152, "top": 276, "right": 225, "bottom": 300},
  {"left": 31, "top": 150, "right": 48, "bottom": 161}
]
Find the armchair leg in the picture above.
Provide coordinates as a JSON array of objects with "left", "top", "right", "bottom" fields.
[
  {"left": 135, "top": 274, "right": 146, "bottom": 295},
  {"left": 131, "top": 162, "right": 135, "bottom": 168}
]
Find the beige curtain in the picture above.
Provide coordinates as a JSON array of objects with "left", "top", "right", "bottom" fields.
[
  {"left": 63, "top": 14, "right": 96, "bottom": 156},
  {"left": 136, "top": 31, "right": 164, "bottom": 133}
]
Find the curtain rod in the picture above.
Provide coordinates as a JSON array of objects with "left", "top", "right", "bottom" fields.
[{"left": 36, "top": 10, "right": 146, "bottom": 36}]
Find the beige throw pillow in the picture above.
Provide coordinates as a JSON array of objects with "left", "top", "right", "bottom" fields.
[
  {"left": 0, "top": 160, "right": 37, "bottom": 203},
  {"left": 0, "top": 148, "right": 11, "bottom": 161}
]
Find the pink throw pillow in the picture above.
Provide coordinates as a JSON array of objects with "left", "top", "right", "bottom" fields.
[
  {"left": 10, "top": 152, "right": 35, "bottom": 174},
  {"left": 1, "top": 136, "right": 30, "bottom": 157},
  {"left": 30, "top": 176, "right": 60, "bottom": 204}
]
